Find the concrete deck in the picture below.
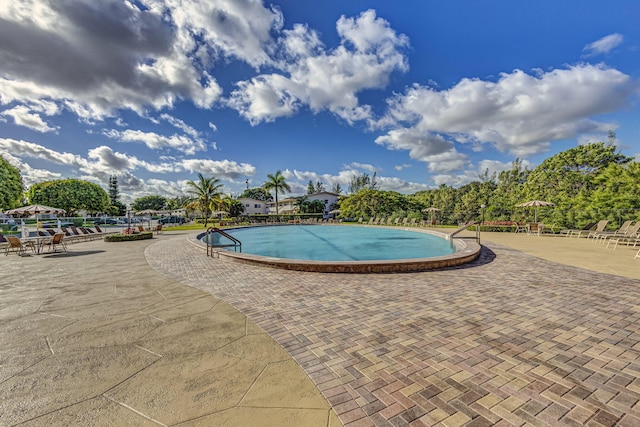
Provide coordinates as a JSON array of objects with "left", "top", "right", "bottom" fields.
[{"left": 2, "top": 229, "right": 640, "bottom": 426}]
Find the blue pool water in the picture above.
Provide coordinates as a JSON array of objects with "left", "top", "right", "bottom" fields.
[{"left": 204, "top": 225, "right": 455, "bottom": 261}]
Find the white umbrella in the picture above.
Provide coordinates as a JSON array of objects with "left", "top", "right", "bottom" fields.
[
  {"left": 422, "top": 207, "right": 441, "bottom": 224},
  {"left": 6, "top": 204, "right": 67, "bottom": 238},
  {"left": 516, "top": 200, "right": 554, "bottom": 222}
]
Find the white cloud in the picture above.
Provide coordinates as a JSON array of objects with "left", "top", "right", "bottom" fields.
[
  {"left": 102, "top": 129, "right": 207, "bottom": 155},
  {"left": 394, "top": 164, "right": 412, "bottom": 171},
  {"left": 180, "top": 159, "right": 256, "bottom": 179},
  {"left": 0, "top": 0, "right": 236, "bottom": 120},
  {"left": 0, "top": 151, "right": 62, "bottom": 187},
  {"left": 376, "top": 64, "right": 634, "bottom": 172},
  {"left": 227, "top": 9, "right": 408, "bottom": 124},
  {"left": 583, "top": 33, "right": 624, "bottom": 56},
  {"left": 1, "top": 105, "right": 59, "bottom": 133}
]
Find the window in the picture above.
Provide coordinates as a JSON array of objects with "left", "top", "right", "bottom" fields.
[{"left": 254, "top": 204, "right": 261, "bottom": 208}]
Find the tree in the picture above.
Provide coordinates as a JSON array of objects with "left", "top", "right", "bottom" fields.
[
  {"left": 309, "top": 199, "right": 326, "bottom": 214},
  {"left": 263, "top": 170, "right": 291, "bottom": 215},
  {"left": 295, "top": 196, "right": 310, "bottom": 213},
  {"left": 524, "top": 142, "right": 633, "bottom": 226},
  {"left": 315, "top": 181, "right": 325, "bottom": 193},
  {"left": 348, "top": 172, "right": 378, "bottom": 194},
  {"left": 239, "top": 187, "right": 272, "bottom": 201},
  {"left": 331, "top": 183, "right": 343, "bottom": 195},
  {"left": 226, "top": 198, "right": 245, "bottom": 217},
  {"left": 27, "top": 179, "right": 109, "bottom": 215},
  {"left": 132, "top": 195, "right": 166, "bottom": 212},
  {"left": 306, "top": 180, "right": 315, "bottom": 195},
  {"left": 108, "top": 175, "right": 126, "bottom": 215},
  {"left": 185, "top": 173, "right": 223, "bottom": 227},
  {"left": 0, "top": 155, "right": 24, "bottom": 210}
]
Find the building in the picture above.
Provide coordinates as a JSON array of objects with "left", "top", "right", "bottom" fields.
[
  {"left": 238, "top": 197, "right": 268, "bottom": 215},
  {"left": 265, "top": 192, "right": 340, "bottom": 218},
  {"left": 308, "top": 192, "right": 340, "bottom": 218}
]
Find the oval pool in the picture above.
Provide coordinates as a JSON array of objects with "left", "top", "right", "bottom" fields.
[
  {"left": 197, "top": 225, "right": 481, "bottom": 273},
  {"left": 206, "top": 225, "right": 454, "bottom": 261}
]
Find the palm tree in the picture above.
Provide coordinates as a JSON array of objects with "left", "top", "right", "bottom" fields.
[
  {"left": 185, "top": 173, "right": 223, "bottom": 227},
  {"left": 263, "top": 170, "right": 291, "bottom": 215}
]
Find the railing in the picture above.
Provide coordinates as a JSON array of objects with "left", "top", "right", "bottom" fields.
[
  {"left": 205, "top": 227, "right": 241, "bottom": 256},
  {"left": 448, "top": 221, "right": 481, "bottom": 242}
]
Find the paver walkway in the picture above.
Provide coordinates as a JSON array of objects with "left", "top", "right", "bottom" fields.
[{"left": 148, "top": 234, "right": 640, "bottom": 426}]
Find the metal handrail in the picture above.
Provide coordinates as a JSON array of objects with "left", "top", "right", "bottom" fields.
[
  {"left": 448, "top": 221, "right": 480, "bottom": 242},
  {"left": 205, "top": 227, "right": 242, "bottom": 256}
]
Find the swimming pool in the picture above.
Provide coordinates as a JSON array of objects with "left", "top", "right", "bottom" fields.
[
  {"left": 206, "top": 225, "right": 454, "bottom": 261},
  {"left": 198, "top": 224, "right": 481, "bottom": 273}
]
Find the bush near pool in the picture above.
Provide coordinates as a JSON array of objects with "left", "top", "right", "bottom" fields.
[{"left": 104, "top": 232, "right": 153, "bottom": 242}]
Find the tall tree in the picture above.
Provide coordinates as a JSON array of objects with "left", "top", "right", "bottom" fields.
[
  {"left": 263, "top": 170, "right": 291, "bottom": 215},
  {"left": 185, "top": 173, "right": 223, "bottom": 227},
  {"left": 315, "top": 181, "right": 325, "bottom": 193},
  {"left": 331, "top": 183, "right": 343, "bottom": 195},
  {"left": 239, "top": 187, "right": 272, "bottom": 201},
  {"left": 306, "top": 180, "right": 315, "bottom": 195},
  {"left": 348, "top": 172, "right": 378, "bottom": 194},
  {"left": 132, "top": 195, "right": 166, "bottom": 211},
  {"left": 27, "top": 179, "right": 109, "bottom": 215},
  {"left": 0, "top": 155, "right": 24, "bottom": 210},
  {"left": 108, "top": 175, "right": 126, "bottom": 215}
]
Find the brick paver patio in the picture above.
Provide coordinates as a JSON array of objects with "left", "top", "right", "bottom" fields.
[{"left": 147, "top": 236, "right": 640, "bottom": 426}]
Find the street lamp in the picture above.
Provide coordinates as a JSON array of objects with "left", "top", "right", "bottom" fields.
[{"left": 480, "top": 204, "right": 486, "bottom": 244}]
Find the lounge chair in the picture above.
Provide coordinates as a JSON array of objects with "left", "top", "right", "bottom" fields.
[
  {"left": 40, "top": 233, "right": 67, "bottom": 253},
  {"left": 606, "top": 222, "right": 640, "bottom": 249},
  {"left": 4, "top": 235, "right": 36, "bottom": 256},
  {"left": 592, "top": 220, "right": 634, "bottom": 243},
  {"left": 583, "top": 220, "right": 609, "bottom": 239},
  {"left": 155, "top": 224, "right": 163, "bottom": 234},
  {"left": 559, "top": 222, "right": 597, "bottom": 238}
]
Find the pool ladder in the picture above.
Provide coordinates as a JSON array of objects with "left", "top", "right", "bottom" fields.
[{"left": 205, "top": 227, "right": 242, "bottom": 257}]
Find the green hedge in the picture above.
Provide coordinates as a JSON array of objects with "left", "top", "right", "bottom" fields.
[{"left": 104, "top": 232, "right": 153, "bottom": 242}]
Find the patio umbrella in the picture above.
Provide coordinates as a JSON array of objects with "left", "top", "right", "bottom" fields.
[
  {"left": 516, "top": 200, "right": 554, "bottom": 222},
  {"left": 5, "top": 204, "right": 67, "bottom": 236},
  {"left": 135, "top": 209, "right": 158, "bottom": 216},
  {"left": 422, "top": 207, "right": 441, "bottom": 224},
  {"left": 135, "top": 209, "right": 158, "bottom": 229}
]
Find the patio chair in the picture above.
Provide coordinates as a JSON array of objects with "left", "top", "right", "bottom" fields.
[
  {"left": 592, "top": 220, "right": 634, "bottom": 243},
  {"left": 40, "top": 233, "right": 67, "bottom": 253},
  {"left": 582, "top": 220, "right": 609, "bottom": 239},
  {"left": 155, "top": 224, "right": 163, "bottom": 234},
  {"left": 559, "top": 222, "right": 597, "bottom": 238},
  {"left": 4, "top": 235, "right": 36, "bottom": 256},
  {"left": 0, "top": 233, "right": 8, "bottom": 252},
  {"left": 527, "top": 222, "right": 544, "bottom": 236},
  {"left": 606, "top": 222, "right": 640, "bottom": 249}
]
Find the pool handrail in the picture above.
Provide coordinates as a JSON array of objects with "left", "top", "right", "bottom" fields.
[
  {"left": 205, "top": 227, "right": 242, "bottom": 256},
  {"left": 448, "top": 221, "right": 480, "bottom": 242}
]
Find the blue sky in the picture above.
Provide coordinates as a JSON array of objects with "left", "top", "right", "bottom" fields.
[{"left": 1, "top": 0, "right": 639, "bottom": 204}]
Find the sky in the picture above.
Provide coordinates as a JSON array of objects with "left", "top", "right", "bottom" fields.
[{"left": 1, "top": 0, "right": 639, "bottom": 204}]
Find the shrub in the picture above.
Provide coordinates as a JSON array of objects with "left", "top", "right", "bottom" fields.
[{"left": 104, "top": 232, "right": 153, "bottom": 242}]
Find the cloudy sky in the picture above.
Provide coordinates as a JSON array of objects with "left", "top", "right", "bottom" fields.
[{"left": 1, "top": 0, "right": 639, "bottom": 203}]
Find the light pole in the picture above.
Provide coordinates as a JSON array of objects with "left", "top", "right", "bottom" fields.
[{"left": 480, "top": 204, "right": 486, "bottom": 244}]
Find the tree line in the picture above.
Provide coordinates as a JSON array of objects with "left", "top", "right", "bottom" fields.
[{"left": 339, "top": 141, "right": 640, "bottom": 228}]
